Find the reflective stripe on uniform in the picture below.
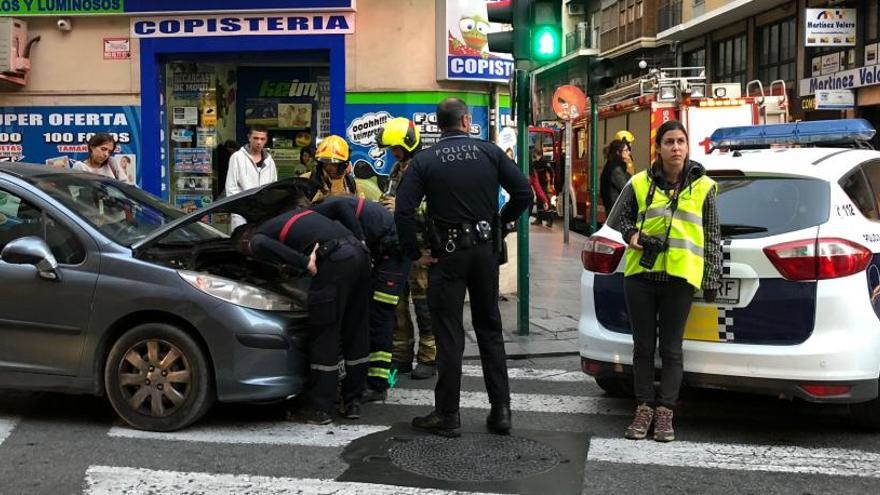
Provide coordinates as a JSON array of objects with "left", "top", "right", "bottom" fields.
[
  {"left": 310, "top": 362, "right": 341, "bottom": 372},
  {"left": 368, "top": 367, "right": 390, "bottom": 379},
  {"left": 346, "top": 356, "right": 370, "bottom": 367},
  {"left": 666, "top": 237, "right": 704, "bottom": 257},
  {"left": 644, "top": 206, "right": 703, "bottom": 225},
  {"left": 373, "top": 291, "right": 399, "bottom": 305},
  {"left": 370, "top": 351, "right": 392, "bottom": 363}
]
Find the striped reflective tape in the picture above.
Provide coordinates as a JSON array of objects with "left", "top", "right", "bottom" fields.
[
  {"left": 346, "top": 356, "right": 370, "bottom": 367},
  {"left": 369, "top": 351, "right": 392, "bottom": 363},
  {"left": 373, "top": 291, "right": 399, "bottom": 305},
  {"left": 368, "top": 368, "right": 390, "bottom": 379}
]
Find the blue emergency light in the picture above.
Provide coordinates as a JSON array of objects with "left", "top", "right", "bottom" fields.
[{"left": 709, "top": 119, "right": 876, "bottom": 151}]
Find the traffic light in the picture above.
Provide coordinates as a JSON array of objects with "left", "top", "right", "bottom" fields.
[
  {"left": 588, "top": 57, "right": 615, "bottom": 96},
  {"left": 487, "top": 0, "right": 532, "bottom": 60},
  {"left": 531, "top": 0, "right": 561, "bottom": 63}
]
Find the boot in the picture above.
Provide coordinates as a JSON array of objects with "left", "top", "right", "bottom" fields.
[
  {"left": 486, "top": 403, "right": 512, "bottom": 434},
  {"left": 412, "top": 410, "right": 461, "bottom": 438},
  {"left": 653, "top": 406, "right": 675, "bottom": 442},
  {"left": 391, "top": 360, "right": 413, "bottom": 374},
  {"left": 340, "top": 401, "right": 361, "bottom": 420},
  {"left": 411, "top": 362, "right": 437, "bottom": 380},
  {"left": 362, "top": 387, "right": 388, "bottom": 403},
  {"left": 286, "top": 405, "right": 333, "bottom": 425},
  {"left": 624, "top": 404, "right": 654, "bottom": 440}
]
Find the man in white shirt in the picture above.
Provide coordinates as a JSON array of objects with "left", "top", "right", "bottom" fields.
[{"left": 225, "top": 125, "right": 278, "bottom": 229}]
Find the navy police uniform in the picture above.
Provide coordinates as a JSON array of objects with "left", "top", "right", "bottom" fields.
[
  {"left": 394, "top": 130, "right": 532, "bottom": 416},
  {"left": 311, "top": 196, "right": 411, "bottom": 393},
  {"left": 249, "top": 208, "right": 371, "bottom": 414}
]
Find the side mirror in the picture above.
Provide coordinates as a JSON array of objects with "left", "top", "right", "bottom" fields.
[{"left": 1, "top": 236, "right": 61, "bottom": 281}]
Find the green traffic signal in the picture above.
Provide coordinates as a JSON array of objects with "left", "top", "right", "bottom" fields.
[{"left": 532, "top": 25, "right": 560, "bottom": 60}]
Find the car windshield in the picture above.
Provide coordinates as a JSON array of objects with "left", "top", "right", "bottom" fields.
[
  {"left": 603, "top": 175, "right": 829, "bottom": 239},
  {"left": 28, "top": 174, "right": 225, "bottom": 246}
]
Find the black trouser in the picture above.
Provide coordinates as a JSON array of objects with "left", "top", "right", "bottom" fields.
[
  {"left": 623, "top": 274, "right": 694, "bottom": 408},
  {"left": 427, "top": 243, "right": 509, "bottom": 414},
  {"left": 305, "top": 241, "right": 372, "bottom": 413},
  {"left": 367, "top": 253, "right": 411, "bottom": 391}
]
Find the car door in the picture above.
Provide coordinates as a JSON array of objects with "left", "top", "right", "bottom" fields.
[{"left": 0, "top": 182, "right": 99, "bottom": 376}]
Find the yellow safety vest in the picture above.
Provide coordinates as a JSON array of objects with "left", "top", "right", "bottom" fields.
[{"left": 624, "top": 170, "right": 717, "bottom": 290}]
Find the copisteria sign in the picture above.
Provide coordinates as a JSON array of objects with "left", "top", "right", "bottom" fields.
[
  {"left": 1, "top": 0, "right": 355, "bottom": 15},
  {"left": 131, "top": 12, "right": 354, "bottom": 38},
  {"left": 799, "top": 64, "right": 880, "bottom": 96}
]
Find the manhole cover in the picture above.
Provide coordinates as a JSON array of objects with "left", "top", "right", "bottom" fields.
[{"left": 388, "top": 433, "right": 561, "bottom": 482}]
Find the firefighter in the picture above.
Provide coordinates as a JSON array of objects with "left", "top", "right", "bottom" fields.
[
  {"left": 232, "top": 206, "right": 371, "bottom": 425},
  {"left": 308, "top": 135, "right": 360, "bottom": 202},
  {"left": 395, "top": 98, "right": 532, "bottom": 437},
  {"left": 376, "top": 117, "right": 438, "bottom": 382},
  {"left": 310, "top": 195, "right": 411, "bottom": 403}
]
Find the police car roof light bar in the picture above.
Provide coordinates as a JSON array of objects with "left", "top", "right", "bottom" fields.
[{"left": 708, "top": 119, "right": 877, "bottom": 152}]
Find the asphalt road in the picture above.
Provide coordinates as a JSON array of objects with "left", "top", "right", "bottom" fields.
[{"left": 0, "top": 356, "right": 878, "bottom": 494}]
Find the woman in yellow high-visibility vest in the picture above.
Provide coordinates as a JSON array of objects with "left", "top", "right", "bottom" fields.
[{"left": 613, "top": 120, "right": 722, "bottom": 442}]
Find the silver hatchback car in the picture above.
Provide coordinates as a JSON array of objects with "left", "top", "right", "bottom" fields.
[{"left": 0, "top": 163, "right": 312, "bottom": 431}]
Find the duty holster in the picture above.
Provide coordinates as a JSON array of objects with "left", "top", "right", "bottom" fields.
[{"left": 427, "top": 218, "right": 492, "bottom": 255}]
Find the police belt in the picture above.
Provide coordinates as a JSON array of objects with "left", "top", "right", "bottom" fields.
[
  {"left": 317, "top": 235, "right": 363, "bottom": 259},
  {"left": 430, "top": 218, "right": 492, "bottom": 254}
]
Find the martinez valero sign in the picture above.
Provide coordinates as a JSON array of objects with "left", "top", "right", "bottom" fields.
[{"left": 799, "top": 64, "right": 880, "bottom": 96}]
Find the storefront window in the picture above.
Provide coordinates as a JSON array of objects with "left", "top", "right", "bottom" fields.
[
  {"left": 757, "top": 17, "right": 796, "bottom": 83},
  {"left": 868, "top": 0, "right": 880, "bottom": 43},
  {"left": 161, "top": 61, "right": 330, "bottom": 219},
  {"left": 713, "top": 34, "right": 747, "bottom": 87}
]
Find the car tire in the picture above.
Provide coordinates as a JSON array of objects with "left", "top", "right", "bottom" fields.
[
  {"left": 594, "top": 376, "right": 634, "bottom": 397},
  {"left": 104, "top": 323, "right": 214, "bottom": 432}
]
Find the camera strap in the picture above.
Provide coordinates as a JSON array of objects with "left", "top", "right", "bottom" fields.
[{"left": 636, "top": 177, "right": 681, "bottom": 244}]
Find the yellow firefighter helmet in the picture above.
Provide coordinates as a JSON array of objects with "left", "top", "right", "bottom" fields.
[
  {"left": 316, "top": 135, "right": 350, "bottom": 164},
  {"left": 376, "top": 117, "right": 421, "bottom": 153}
]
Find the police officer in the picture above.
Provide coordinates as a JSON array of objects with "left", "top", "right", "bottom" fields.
[
  {"left": 310, "top": 196, "right": 411, "bottom": 403},
  {"left": 394, "top": 97, "right": 532, "bottom": 437},
  {"left": 232, "top": 206, "right": 371, "bottom": 425}
]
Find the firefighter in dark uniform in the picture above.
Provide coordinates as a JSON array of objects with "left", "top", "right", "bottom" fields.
[
  {"left": 394, "top": 97, "right": 532, "bottom": 437},
  {"left": 310, "top": 196, "right": 411, "bottom": 403},
  {"left": 232, "top": 207, "right": 371, "bottom": 425}
]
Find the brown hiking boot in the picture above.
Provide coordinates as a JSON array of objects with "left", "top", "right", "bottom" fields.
[
  {"left": 624, "top": 404, "right": 654, "bottom": 440},
  {"left": 653, "top": 406, "right": 675, "bottom": 442}
]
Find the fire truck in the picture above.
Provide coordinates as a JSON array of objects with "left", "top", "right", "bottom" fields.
[{"left": 570, "top": 67, "right": 789, "bottom": 225}]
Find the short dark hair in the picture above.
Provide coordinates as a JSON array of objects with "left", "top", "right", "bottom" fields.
[
  {"left": 249, "top": 125, "right": 269, "bottom": 136},
  {"left": 436, "top": 97, "right": 469, "bottom": 131}
]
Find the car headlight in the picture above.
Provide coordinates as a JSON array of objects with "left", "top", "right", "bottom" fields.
[{"left": 178, "top": 270, "right": 295, "bottom": 311}]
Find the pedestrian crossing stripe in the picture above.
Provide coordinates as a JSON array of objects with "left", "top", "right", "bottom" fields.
[
  {"left": 84, "top": 466, "right": 502, "bottom": 495},
  {"left": 587, "top": 438, "right": 880, "bottom": 479},
  {"left": 385, "top": 388, "right": 631, "bottom": 416},
  {"left": 108, "top": 422, "right": 388, "bottom": 447},
  {"left": 0, "top": 416, "right": 17, "bottom": 447},
  {"left": 461, "top": 365, "right": 588, "bottom": 382}
]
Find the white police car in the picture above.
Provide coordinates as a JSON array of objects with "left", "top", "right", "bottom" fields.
[{"left": 579, "top": 119, "right": 880, "bottom": 428}]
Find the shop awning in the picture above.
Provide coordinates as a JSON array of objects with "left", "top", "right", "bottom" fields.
[{"left": 657, "top": 0, "right": 791, "bottom": 42}]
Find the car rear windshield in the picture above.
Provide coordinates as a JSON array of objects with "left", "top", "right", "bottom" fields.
[{"left": 714, "top": 175, "right": 829, "bottom": 238}]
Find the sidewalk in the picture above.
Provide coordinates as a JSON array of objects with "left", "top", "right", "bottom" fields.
[{"left": 462, "top": 223, "right": 586, "bottom": 359}]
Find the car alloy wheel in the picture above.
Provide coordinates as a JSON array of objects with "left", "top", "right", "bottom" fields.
[
  {"left": 105, "top": 323, "right": 213, "bottom": 431},
  {"left": 117, "top": 339, "right": 191, "bottom": 418}
]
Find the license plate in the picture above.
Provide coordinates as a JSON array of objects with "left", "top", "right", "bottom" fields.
[{"left": 696, "top": 279, "right": 740, "bottom": 305}]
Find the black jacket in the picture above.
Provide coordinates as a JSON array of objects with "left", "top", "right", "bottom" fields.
[
  {"left": 600, "top": 158, "right": 631, "bottom": 211},
  {"left": 250, "top": 207, "right": 353, "bottom": 269},
  {"left": 394, "top": 131, "right": 533, "bottom": 260},
  {"left": 311, "top": 196, "right": 396, "bottom": 255}
]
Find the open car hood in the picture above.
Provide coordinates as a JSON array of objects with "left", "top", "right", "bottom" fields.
[{"left": 132, "top": 178, "right": 311, "bottom": 252}]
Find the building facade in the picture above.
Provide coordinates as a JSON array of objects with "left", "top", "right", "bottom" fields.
[{"left": 0, "top": 0, "right": 516, "bottom": 202}]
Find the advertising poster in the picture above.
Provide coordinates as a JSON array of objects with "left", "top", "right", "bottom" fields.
[
  {"left": 114, "top": 154, "right": 137, "bottom": 185},
  {"left": 436, "top": 0, "right": 514, "bottom": 83},
  {"left": 173, "top": 148, "right": 212, "bottom": 173},
  {"left": 0, "top": 105, "right": 141, "bottom": 182},
  {"left": 805, "top": 9, "right": 856, "bottom": 47},
  {"left": 171, "top": 128, "right": 194, "bottom": 143},
  {"left": 176, "top": 175, "right": 212, "bottom": 192},
  {"left": 278, "top": 103, "right": 313, "bottom": 129},
  {"left": 171, "top": 72, "right": 213, "bottom": 99},
  {"left": 175, "top": 194, "right": 213, "bottom": 213},
  {"left": 344, "top": 93, "right": 489, "bottom": 176},
  {"left": 244, "top": 99, "right": 279, "bottom": 127},
  {"left": 173, "top": 107, "right": 198, "bottom": 125}
]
